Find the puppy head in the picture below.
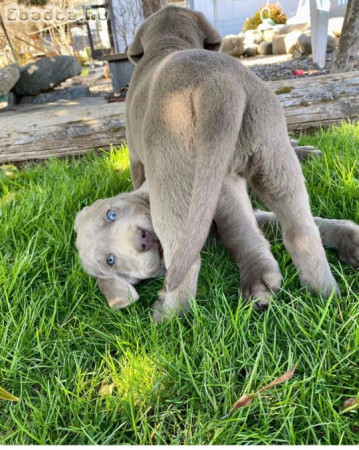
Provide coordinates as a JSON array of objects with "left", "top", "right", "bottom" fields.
[
  {"left": 75, "top": 191, "right": 165, "bottom": 309},
  {"left": 128, "top": 6, "right": 222, "bottom": 64}
]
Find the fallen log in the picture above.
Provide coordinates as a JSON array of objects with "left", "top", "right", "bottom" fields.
[
  {"left": 0, "top": 99, "right": 126, "bottom": 163},
  {"left": 0, "top": 71, "right": 358, "bottom": 163},
  {"left": 268, "top": 71, "right": 359, "bottom": 131}
]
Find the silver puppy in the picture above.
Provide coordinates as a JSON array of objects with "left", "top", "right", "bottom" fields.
[
  {"left": 124, "top": 6, "right": 340, "bottom": 318},
  {"left": 75, "top": 181, "right": 359, "bottom": 316}
]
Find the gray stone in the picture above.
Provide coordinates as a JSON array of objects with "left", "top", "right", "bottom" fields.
[
  {"left": 326, "top": 35, "right": 336, "bottom": 51},
  {"left": 220, "top": 34, "right": 244, "bottom": 57},
  {"left": 18, "top": 85, "right": 90, "bottom": 104},
  {"left": 296, "top": 32, "right": 312, "bottom": 55},
  {"left": 13, "top": 56, "right": 82, "bottom": 96},
  {"left": 0, "top": 64, "right": 20, "bottom": 97},
  {"left": 243, "top": 45, "right": 259, "bottom": 57},
  {"left": 296, "top": 32, "right": 336, "bottom": 55},
  {"left": 258, "top": 41, "right": 273, "bottom": 55}
]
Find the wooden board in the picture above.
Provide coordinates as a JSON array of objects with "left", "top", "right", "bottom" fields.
[{"left": 0, "top": 71, "right": 358, "bottom": 163}]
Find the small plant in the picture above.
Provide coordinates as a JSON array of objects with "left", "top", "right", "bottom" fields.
[{"left": 243, "top": 2, "right": 287, "bottom": 32}]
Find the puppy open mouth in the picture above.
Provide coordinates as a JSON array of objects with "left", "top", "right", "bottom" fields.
[{"left": 137, "top": 227, "right": 163, "bottom": 258}]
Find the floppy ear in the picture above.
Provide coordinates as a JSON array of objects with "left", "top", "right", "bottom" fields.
[
  {"left": 196, "top": 12, "right": 222, "bottom": 51},
  {"left": 128, "top": 27, "right": 144, "bottom": 64},
  {"left": 74, "top": 207, "right": 88, "bottom": 233},
  {"left": 97, "top": 277, "right": 139, "bottom": 310}
]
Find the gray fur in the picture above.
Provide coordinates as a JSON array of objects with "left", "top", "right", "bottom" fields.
[
  {"left": 124, "top": 6, "right": 338, "bottom": 318},
  {"left": 74, "top": 178, "right": 359, "bottom": 316}
]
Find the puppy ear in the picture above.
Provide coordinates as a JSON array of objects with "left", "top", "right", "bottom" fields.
[
  {"left": 196, "top": 12, "right": 222, "bottom": 51},
  {"left": 97, "top": 277, "right": 139, "bottom": 310},
  {"left": 128, "top": 27, "right": 144, "bottom": 64}
]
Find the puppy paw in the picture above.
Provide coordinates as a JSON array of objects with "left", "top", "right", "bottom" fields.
[
  {"left": 151, "top": 299, "right": 168, "bottom": 322},
  {"left": 303, "top": 271, "right": 340, "bottom": 298},
  {"left": 151, "top": 296, "right": 185, "bottom": 322},
  {"left": 336, "top": 222, "right": 359, "bottom": 269},
  {"left": 294, "top": 146, "right": 322, "bottom": 162},
  {"left": 240, "top": 263, "right": 282, "bottom": 310}
]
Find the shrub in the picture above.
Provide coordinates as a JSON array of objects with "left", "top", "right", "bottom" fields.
[{"left": 243, "top": 2, "right": 287, "bottom": 32}]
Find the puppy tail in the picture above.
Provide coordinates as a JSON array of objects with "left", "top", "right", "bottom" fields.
[
  {"left": 165, "top": 151, "right": 229, "bottom": 292},
  {"left": 166, "top": 105, "right": 244, "bottom": 292}
]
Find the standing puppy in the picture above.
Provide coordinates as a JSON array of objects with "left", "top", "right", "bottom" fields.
[{"left": 125, "top": 6, "right": 338, "bottom": 319}]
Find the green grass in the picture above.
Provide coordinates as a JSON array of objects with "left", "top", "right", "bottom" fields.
[{"left": 0, "top": 123, "right": 358, "bottom": 444}]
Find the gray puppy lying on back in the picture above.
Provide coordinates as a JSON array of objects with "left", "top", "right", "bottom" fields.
[
  {"left": 76, "top": 6, "right": 351, "bottom": 320},
  {"left": 75, "top": 180, "right": 359, "bottom": 318}
]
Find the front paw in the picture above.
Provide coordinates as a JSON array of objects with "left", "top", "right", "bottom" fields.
[
  {"left": 151, "top": 293, "right": 186, "bottom": 322},
  {"left": 336, "top": 222, "right": 359, "bottom": 269},
  {"left": 240, "top": 262, "right": 282, "bottom": 310}
]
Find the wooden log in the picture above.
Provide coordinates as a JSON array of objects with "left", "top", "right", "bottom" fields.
[
  {"left": 0, "top": 100, "right": 126, "bottom": 163},
  {"left": 0, "top": 71, "right": 358, "bottom": 163},
  {"left": 268, "top": 71, "right": 359, "bottom": 131}
]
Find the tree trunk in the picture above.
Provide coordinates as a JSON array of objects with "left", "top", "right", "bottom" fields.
[
  {"left": 332, "top": 0, "right": 359, "bottom": 73},
  {"left": 141, "top": 0, "right": 165, "bottom": 20}
]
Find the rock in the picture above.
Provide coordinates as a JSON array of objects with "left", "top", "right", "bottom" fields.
[
  {"left": 220, "top": 34, "right": 244, "bottom": 57},
  {"left": 0, "top": 64, "right": 20, "bottom": 97},
  {"left": 243, "top": 45, "right": 259, "bottom": 57},
  {"left": 296, "top": 32, "right": 336, "bottom": 55},
  {"left": 284, "top": 30, "right": 302, "bottom": 54},
  {"left": 258, "top": 41, "right": 273, "bottom": 55},
  {"left": 296, "top": 31, "right": 312, "bottom": 55},
  {"left": 18, "top": 85, "right": 91, "bottom": 104},
  {"left": 326, "top": 35, "right": 335, "bottom": 51},
  {"left": 292, "top": 49, "right": 302, "bottom": 58},
  {"left": 13, "top": 56, "right": 82, "bottom": 96},
  {"left": 272, "top": 35, "right": 287, "bottom": 54},
  {"left": 277, "top": 22, "right": 309, "bottom": 35}
]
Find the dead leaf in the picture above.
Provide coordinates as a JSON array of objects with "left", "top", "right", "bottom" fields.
[
  {"left": 0, "top": 386, "right": 19, "bottom": 402},
  {"left": 0, "top": 165, "right": 18, "bottom": 178},
  {"left": 343, "top": 397, "right": 358, "bottom": 413},
  {"left": 99, "top": 383, "right": 114, "bottom": 397},
  {"left": 221, "top": 363, "right": 298, "bottom": 419}
]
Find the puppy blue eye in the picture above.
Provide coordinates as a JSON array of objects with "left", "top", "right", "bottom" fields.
[
  {"left": 107, "top": 254, "right": 116, "bottom": 266},
  {"left": 107, "top": 210, "right": 117, "bottom": 222}
]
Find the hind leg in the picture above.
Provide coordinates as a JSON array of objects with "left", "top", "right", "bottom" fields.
[
  {"left": 249, "top": 143, "right": 339, "bottom": 297},
  {"left": 255, "top": 211, "right": 359, "bottom": 269},
  {"left": 215, "top": 176, "right": 282, "bottom": 309}
]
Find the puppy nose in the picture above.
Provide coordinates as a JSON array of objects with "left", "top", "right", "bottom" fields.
[{"left": 136, "top": 229, "right": 154, "bottom": 252}]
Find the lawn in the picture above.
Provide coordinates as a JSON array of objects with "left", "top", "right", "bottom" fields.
[{"left": 0, "top": 123, "right": 358, "bottom": 444}]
